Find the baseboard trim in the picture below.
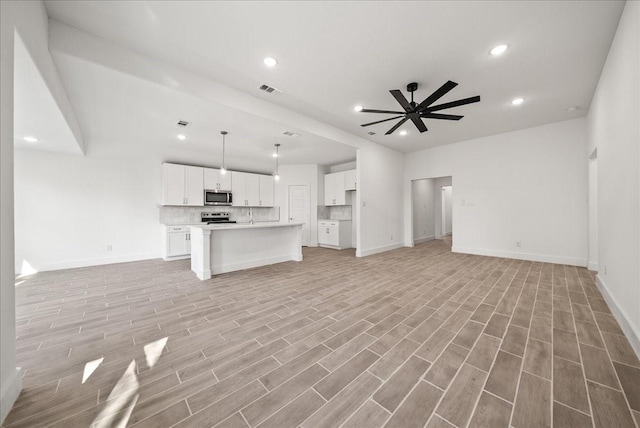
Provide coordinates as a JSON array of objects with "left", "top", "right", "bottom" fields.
[
  {"left": 357, "top": 242, "right": 404, "bottom": 258},
  {"left": 451, "top": 246, "right": 587, "bottom": 267},
  {"left": 18, "top": 253, "right": 161, "bottom": 273},
  {"left": 587, "top": 261, "right": 599, "bottom": 272},
  {"left": 595, "top": 275, "right": 640, "bottom": 359},
  {"left": 212, "top": 254, "right": 301, "bottom": 275},
  {"left": 1, "top": 367, "right": 22, "bottom": 424},
  {"left": 414, "top": 236, "right": 435, "bottom": 244}
]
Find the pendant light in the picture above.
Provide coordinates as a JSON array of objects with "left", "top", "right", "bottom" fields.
[
  {"left": 274, "top": 143, "right": 280, "bottom": 181},
  {"left": 220, "top": 131, "right": 228, "bottom": 175}
]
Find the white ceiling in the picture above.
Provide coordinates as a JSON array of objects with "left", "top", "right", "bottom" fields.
[
  {"left": 41, "top": 1, "right": 624, "bottom": 156},
  {"left": 14, "top": 32, "right": 82, "bottom": 155}
]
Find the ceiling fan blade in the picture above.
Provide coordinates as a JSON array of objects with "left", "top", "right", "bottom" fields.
[
  {"left": 360, "top": 115, "right": 405, "bottom": 127},
  {"left": 410, "top": 116, "right": 428, "bottom": 133},
  {"left": 385, "top": 117, "right": 409, "bottom": 135},
  {"left": 420, "top": 113, "right": 464, "bottom": 121},
  {"left": 360, "top": 108, "right": 407, "bottom": 115},
  {"left": 390, "top": 90, "right": 413, "bottom": 112},
  {"left": 417, "top": 80, "right": 458, "bottom": 111},
  {"left": 426, "top": 95, "right": 481, "bottom": 112}
]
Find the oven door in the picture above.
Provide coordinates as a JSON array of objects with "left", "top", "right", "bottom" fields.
[{"left": 204, "top": 190, "right": 232, "bottom": 206}]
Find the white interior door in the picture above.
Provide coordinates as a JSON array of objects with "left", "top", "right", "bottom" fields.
[{"left": 289, "top": 185, "right": 310, "bottom": 246}]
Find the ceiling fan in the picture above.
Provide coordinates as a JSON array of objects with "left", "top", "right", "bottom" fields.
[{"left": 358, "top": 81, "right": 480, "bottom": 135}]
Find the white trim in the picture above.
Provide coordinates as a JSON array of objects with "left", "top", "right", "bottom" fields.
[
  {"left": 163, "top": 254, "right": 190, "bottom": 262},
  {"left": 595, "top": 275, "right": 640, "bottom": 359},
  {"left": 20, "top": 253, "right": 161, "bottom": 273},
  {"left": 212, "top": 254, "right": 301, "bottom": 274},
  {"left": 1, "top": 368, "right": 22, "bottom": 424},
  {"left": 587, "top": 261, "right": 599, "bottom": 272},
  {"left": 451, "top": 246, "right": 587, "bottom": 267},
  {"left": 413, "top": 235, "right": 435, "bottom": 244},
  {"left": 356, "top": 242, "right": 404, "bottom": 257}
]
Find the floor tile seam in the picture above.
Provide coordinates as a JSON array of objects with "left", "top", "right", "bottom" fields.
[
  {"left": 553, "top": 399, "right": 596, "bottom": 418},
  {"left": 462, "top": 262, "right": 535, "bottom": 426},
  {"left": 316, "top": 340, "right": 380, "bottom": 378},
  {"left": 239, "top": 367, "right": 331, "bottom": 427},
  {"left": 499, "top": 262, "right": 534, "bottom": 428},
  {"left": 176, "top": 380, "right": 270, "bottom": 428},
  {"left": 384, "top": 377, "right": 444, "bottom": 427}
]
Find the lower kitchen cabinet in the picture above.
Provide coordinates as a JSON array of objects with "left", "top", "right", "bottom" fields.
[
  {"left": 162, "top": 225, "right": 192, "bottom": 260},
  {"left": 318, "top": 220, "right": 352, "bottom": 250}
]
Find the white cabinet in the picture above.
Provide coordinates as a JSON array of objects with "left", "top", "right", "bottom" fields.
[
  {"left": 232, "top": 171, "right": 274, "bottom": 207},
  {"left": 232, "top": 172, "right": 259, "bottom": 206},
  {"left": 318, "top": 220, "right": 352, "bottom": 250},
  {"left": 204, "top": 168, "right": 232, "bottom": 191},
  {"left": 259, "top": 175, "right": 274, "bottom": 207},
  {"left": 162, "top": 225, "right": 191, "bottom": 260},
  {"left": 344, "top": 169, "right": 357, "bottom": 191},
  {"left": 324, "top": 172, "right": 347, "bottom": 206},
  {"left": 231, "top": 171, "right": 247, "bottom": 206},
  {"left": 162, "top": 163, "right": 204, "bottom": 206}
]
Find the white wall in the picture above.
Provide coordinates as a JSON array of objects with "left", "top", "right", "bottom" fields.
[
  {"left": 442, "top": 186, "right": 453, "bottom": 235},
  {"left": 357, "top": 143, "right": 404, "bottom": 257},
  {"left": 404, "top": 118, "right": 589, "bottom": 266},
  {"left": 587, "top": 0, "right": 639, "bottom": 354},
  {"left": 1, "top": 0, "right": 78, "bottom": 421},
  {"left": 433, "top": 176, "right": 453, "bottom": 239},
  {"left": 411, "top": 179, "right": 435, "bottom": 242},
  {"left": 588, "top": 155, "right": 598, "bottom": 271},
  {"left": 274, "top": 164, "right": 320, "bottom": 247}
]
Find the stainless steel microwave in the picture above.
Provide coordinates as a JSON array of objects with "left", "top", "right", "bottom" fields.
[{"left": 204, "top": 190, "right": 232, "bottom": 206}]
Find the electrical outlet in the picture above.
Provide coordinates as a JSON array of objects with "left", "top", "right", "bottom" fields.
[
  {"left": 516, "top": 241, "right": 522, "bottom": 248},
  {"left": 107, "top": 245, "right": 112, "bottom": 252},
  {"left": 362, "top": 200, "right": 367, "bottom": 208},
  {"left": 391, "top": 235, "right": 393, "bottom": 241}
]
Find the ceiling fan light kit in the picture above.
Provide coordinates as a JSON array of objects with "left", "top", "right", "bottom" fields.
[{"left": 358, "top": 81, "right": 481, "bottom": 135}]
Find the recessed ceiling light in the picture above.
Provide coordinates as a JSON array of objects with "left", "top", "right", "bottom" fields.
[
  {"left": 490, "top": 44, "right": 508, "bottom": 56},
  {"left": 511, "top": 97, "right": 524, "bottom": 106},
  {"left": 177, "top": 134, "right": 187, "bottom": 141},
  {"left": 263, "top": 57, "right": 278, "bottom": 67},
  {"left": 23, "top": 136, "right": 39, "bottom": 143},
  {"left": 566, "top": 106, "right": 581, "bottom": 112},
  {"left": 399, "top": 130, "right": 408, "bottom": 136},
  {"left": 272, "top": 152, "right": 278, "bottom": 158},
  {"left": 354, "top": 105, "right": 363, "bottom": 112}
]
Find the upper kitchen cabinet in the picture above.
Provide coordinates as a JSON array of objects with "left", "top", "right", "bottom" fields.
[
  {"left": 204, "top": 167, "right": 232, "bottom": 191},
  {"left": 232, "top": 171, "right": 274, "bottom": 207},
  {"left": 324, "top": 171, "right": 347, "bottom": 205},
  {"left": 162, "top": 163, "right": 204, "bottom": 206},
  {"left": 344, "top": 169, "right": 357, "bottom": 191},
  {"left": 259, "top": 175, "right": 275, "bottom": 207}
]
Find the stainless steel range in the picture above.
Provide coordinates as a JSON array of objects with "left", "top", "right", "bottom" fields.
[{"left": 201, "top": 212, "right": 237, "bottom": 225}]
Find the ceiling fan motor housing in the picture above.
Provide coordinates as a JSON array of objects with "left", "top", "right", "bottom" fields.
[{"left": 407, "top": 82, "right": 418, "bottom": 93}]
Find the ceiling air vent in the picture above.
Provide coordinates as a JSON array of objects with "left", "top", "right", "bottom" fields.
[
  {"left": 282, "top": 131, "right": 300, "bottom": 137},
  {"left": 259, "top": 84, "right": 282, "bottom": 94},
  {"left": 367, "top": 131, "right": 376, "bottom": 135},
  {"left": 177, "top": 120, "right": 191, "bottom": 128}
]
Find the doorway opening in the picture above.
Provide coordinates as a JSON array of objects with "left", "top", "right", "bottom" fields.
[
  {"left": 288, "top": 184, "right": 310, "bottom": 246},
  {"left": 411, "top": 176, "right": 453, "bottom": 248}
]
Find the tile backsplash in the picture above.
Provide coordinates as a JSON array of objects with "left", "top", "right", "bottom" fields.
[
  {"left": 160, "top": 206, "right": 280, "bottom": 224},
  {"left": 318, "top": 205, "right": 352, "bottom": 220}
]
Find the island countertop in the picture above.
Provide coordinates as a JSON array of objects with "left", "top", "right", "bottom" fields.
[
  {"left": 189, "top": 222, "right": 304, "bottom": 280},
  {"left": 189, "top": 222, "right": 305, "bottom": 231}
]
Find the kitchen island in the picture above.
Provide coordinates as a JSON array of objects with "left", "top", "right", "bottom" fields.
[{"left": 189, "top": 222, "right": 304, "bottom": 280}]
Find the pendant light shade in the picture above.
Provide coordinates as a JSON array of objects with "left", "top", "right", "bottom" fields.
[
  {"left": 220, "top": 131, "right": 228, "bottom": 175},
  {"left": 274, "top": 143, "right": 281, "bottom": 181}
]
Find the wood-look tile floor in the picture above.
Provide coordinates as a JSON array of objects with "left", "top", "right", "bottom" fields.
[{"left": 6, "top": 241, "right": 640, "bottom": 428}]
